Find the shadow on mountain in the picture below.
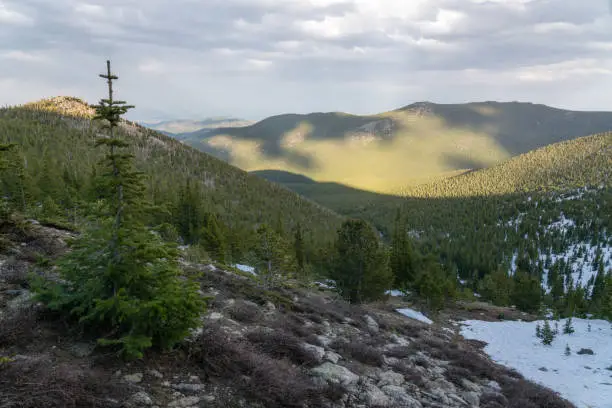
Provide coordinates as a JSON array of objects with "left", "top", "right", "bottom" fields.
[{"left": 202, "top": 102, "right": 612, "bottom": 175}]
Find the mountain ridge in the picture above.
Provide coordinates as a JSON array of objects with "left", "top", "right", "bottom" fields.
[{"left": 176, "top": 101, "right": 612, "bottom": 194}]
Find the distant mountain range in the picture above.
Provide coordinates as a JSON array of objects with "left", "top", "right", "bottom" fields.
[
  {"left": 142, "top": 117, "right": 254, "bottom": 136},
  {"left": 165, "top": 101, "right": 612, "bottom": 194}
]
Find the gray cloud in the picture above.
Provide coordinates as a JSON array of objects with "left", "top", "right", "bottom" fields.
[{"left": 1, "top": 0, "right": 612, "bottom": 121}]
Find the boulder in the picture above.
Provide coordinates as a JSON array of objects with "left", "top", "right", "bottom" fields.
[
  {"left": 381, "top": 385, "right": 423, "bottom": 407},
  {"left": 311, "top": 362, "right": 359, "bottom": 386},
  {"left": 378, "top": 370, "right": 405, "bottom": 387}
]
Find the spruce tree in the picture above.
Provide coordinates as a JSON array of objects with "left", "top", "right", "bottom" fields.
[
  {"left": 330, "top": 219, "right": 393, "bottom": 303},
  {"left": 542, "top": 319, "right": 555, "bottom": 345},
  {"left": 0, "top": 144, "right": 14, "bottom": 219},
  {"left": 535, "top": 322, "right": 542, "bottom": 339},
  {"left": 32, "top": 60, "right": 205, "bottom": 359},
  {"left": 253, "top": 223, "right": 295, "bottom": 289},
  {"left": 563, "top": 317, "right": 575, "bottom": 335},
  {"left": 565, "top": 344, "right": 571, "bottom": 356},
  {"left": 293, "top": 221, "right": 305, "bottom": 273},
  {"left": 389, "top": 208, "right": 416, "bottom": 286},
  {"left": 199, "top": 213, "right": 227, "bottom": 262}
]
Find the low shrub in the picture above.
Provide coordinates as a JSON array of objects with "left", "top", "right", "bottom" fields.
[{"left": 331, "top": 339, "right": 384, "bottom": 367}]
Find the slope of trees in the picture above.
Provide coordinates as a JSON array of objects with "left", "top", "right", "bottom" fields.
[
  {"left": 32, "top": 61, "right": 205, "bottom": 359},
  {"left": 0, "top": 98, "right": 343, "bottom": 265}
]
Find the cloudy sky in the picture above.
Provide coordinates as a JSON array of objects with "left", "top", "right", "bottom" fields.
[{"left": 1, "top": 0, "right": 612, "bottom": 122}]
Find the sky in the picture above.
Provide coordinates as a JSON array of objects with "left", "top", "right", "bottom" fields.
[{"left": 1, "top": 0, "right": 612, "bottom": 122}]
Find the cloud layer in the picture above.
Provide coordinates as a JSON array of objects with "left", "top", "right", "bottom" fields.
[{"left": 1, "top": 0, "right": 612, "bottom": 120}]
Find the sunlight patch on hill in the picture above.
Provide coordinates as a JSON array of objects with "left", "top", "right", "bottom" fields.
[{"left": 207, "top": 112, "right": 512, "bottom": 194}]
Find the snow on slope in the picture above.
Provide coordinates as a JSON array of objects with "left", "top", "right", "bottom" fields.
[
  {"left": 461, "top": 318, "right": 612, "bottom": 408},
  {"left": 396, "top": 308, "right": 433, "bottom": 324},
  {"left": 541, "top": 242, "right": 612, "bottom": 292}
]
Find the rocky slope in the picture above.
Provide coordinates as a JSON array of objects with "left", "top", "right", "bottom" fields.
[{"left": 0, "top": 219, "right": 575, "bottom": 408}]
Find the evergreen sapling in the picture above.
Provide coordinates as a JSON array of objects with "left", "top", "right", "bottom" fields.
[
  {"left": 563, "top": 317, "right": 575, "bottom": 335},
  {"left": 541, "top": 319, "right": 555, "bottom": 346},
  {"left": 32, "top": 60, "right": 206, "bottom": 359}
]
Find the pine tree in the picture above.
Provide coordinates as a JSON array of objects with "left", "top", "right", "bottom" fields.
[
  {"left": 542, "top": 319, "right": 555, "bottom": 345},
  {"left": 389, "top": 208, "right": 416, "bottom": 286},
  {"left": 565, "top": 344, "right": 571, "bottom": 356},
  {"left": 293, "top": 221, "right": 305, "bottom": 273},
  {"left": 330, "top": 219, "right": 393, "bottom": 303},
  {"left": 563, "top": 317, "right": 575, "bottom": 335},
  {"left": 32, "top": 60, "right": 205, "bottom": 359},
  {"left": 176, "top": 179, "right": 202, "bottom": 244},
  {"left": 199, "top": 213, "right": 227, "bottom": 262},
  {"left": 536, "top": 322, "right": 542, "bottom": 339},
  {"left": 253, "top": 223, "right": 295, "bottom": 289},
  {"left": 0, "top": 144, "right": 14, "bottom": 219}
]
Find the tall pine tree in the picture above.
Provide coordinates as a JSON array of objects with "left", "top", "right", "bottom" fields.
[
  {"left": 331, "top": 219, "right": 393, "bottom": 303},
  {"left": 33, "top": 60, "right": 205, "bottom": 359}
]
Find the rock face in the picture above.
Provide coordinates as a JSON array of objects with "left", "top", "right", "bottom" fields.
[{"left": 311, "top": 362, "right": 360, "bottom": 386}]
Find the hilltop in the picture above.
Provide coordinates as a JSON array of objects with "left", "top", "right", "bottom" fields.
[
  {"left": 176, "top": 101, "right": 612, "bottom": 193},
  {"left": 0, "top": 97, "right": 343, "bottom": 250}
]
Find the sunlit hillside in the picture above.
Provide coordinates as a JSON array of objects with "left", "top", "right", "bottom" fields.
[{"left": 182, "top": 101, "right": 612, "bottom": 194}]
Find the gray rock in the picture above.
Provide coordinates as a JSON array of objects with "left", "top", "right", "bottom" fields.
[
  {"left": 123, "top": 372, "right": 143, "bottom": 384},
  {"left": 378, "top": 371, "right": 405, "bottom": 387},
  {"left": 390, "top": 333, "right": 410, "bottom": 346},
  {"left": 173, "top": 383, "right": 204, "bottom": 393},
  {"left": 207, "top": 312, "right": 223, "bottom": 320},
  {"left": 148, "top": 369, "right": 164, "bottom": 379},
  {"left": 485, "top": 380, "right": 502, "bottom": 392},
  {"left": 448, "top": 393, "right": 469, "bottom": 406},
  {"left": 167, "top": 396, "right": 200, "bottom": 408},
  {"left": 69, "top": 342, "right": 95, "bottom": 358},
  {"left": 7, "top": 290, "right": 33, "bottom": 311},
  {"left": 363, "top": 383, "right": 392, "bottom": 407},
  {"left": 381, "top": 385, "right": 423, "bottom": 407},
  {"left": 429, "top": 378, "right": 456, "bottom": 393},
  {"left": 462, "top": 391, "right": 480, "bottom": 407},
  {"left": 364, "top": 315, "right": 379, "bottom": 333},
  {"left": 311, "top": 362, "right": 359, "bottom": 386},
  {"left": 128, "top": 391, "right": 154, "bottom": 406},
  {"left": 317, "top": 335, "right": 333, "bottom": 347},
  {"left": 324, "top": 351, "right": 342, "bottom": 364},
  {"left": 460, "top": 379, "right": 481, "bottom": 393},
  {"left": 303, "top": 343, "right": 326, "bottom": 362},
  {"left": 577, "top": 348, "right": 594, "bottom": 355},
  {"left": 539, "top": 367, "right": 548, "bottom": 372}
]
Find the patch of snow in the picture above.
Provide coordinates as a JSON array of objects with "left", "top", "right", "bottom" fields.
[
  {"left": 386, "top": 289, "right": 408, "bottom": 297},
  {"left": 315, "top": 279, "right": 336, "bottom": 289},
  {"left": 546, "top": 213, "right": 576, "bottom": 232},
  {"left": 396, "top": 308, "right": 433, "bottom": 325},
  {"left": 233, "top": 264, "right": 257, "bottom": 275},
  {"left": 460, "top": 318, "right": 612, "bottom": 408}
]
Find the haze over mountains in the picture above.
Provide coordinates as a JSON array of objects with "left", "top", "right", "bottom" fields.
[
  {"left": 160, "top": 101, "right": 612, "bottom": 194},
  {"left": 143, "top": 117, "right": 254, "bottom": 136}
]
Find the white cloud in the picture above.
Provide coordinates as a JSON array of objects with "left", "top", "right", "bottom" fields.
[
  {"left": 0, "top": 3, "right": 33, "bottom": 25},
  {"left": 0, "top": 50, "right": 45, "bottom": 62},
  {"left": 0, "top": 0, "right": 611, "bottom": 120}
]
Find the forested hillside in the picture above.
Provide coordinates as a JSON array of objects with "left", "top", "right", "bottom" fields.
[
  {"left": 177, "top": 101, "right": 612, "bottom": 193},
  {"left": 384, "top": 133, "right": 612, "bottom": 319},
  {"left": 0, "top": 97, "right": 343, "bottom": 264}
]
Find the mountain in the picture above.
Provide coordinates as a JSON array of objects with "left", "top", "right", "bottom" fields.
[
  {"left": 143, "top": 117, "right": 254, "bottom": 135},
  {"left": 180, "top": 101, "right": 612, "bottom": 194},
  {"left": 0, "top": 97, "right": 343, "bottom": 247}
]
